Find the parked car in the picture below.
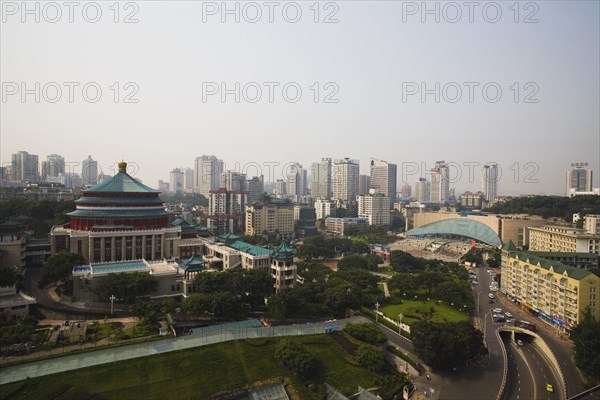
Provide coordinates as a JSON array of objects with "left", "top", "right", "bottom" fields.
[
  {"left": 493, "top": 308, "right": 503, "bottom": 314},
  {"left": 488, "top": 293, "right": 495, "bottom": 299},
  {"left": 505, "top": 312, "right": 513, "bottom": 318}
]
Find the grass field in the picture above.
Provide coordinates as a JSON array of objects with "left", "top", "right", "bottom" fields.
[
  {"left": 381, "top": 300, "right": 469, "bottom": 325},
  {"left": 0, "top": 334, "right": 405, "bottom": 400}
]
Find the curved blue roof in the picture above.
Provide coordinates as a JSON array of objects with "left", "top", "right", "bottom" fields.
[
  {"left": 405, "top": 218, "right": 502, "bottom": 247},
  {"left": 84, "top": 171, "right": 159, "bottom": 193}
]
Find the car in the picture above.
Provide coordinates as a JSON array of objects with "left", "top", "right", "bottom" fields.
[
  {"left": 505, "top": 312, "right": 513, "bottom": 318},
  {"left": 516, "top": 339, "right": 524, "bottom": 346},
  {"left": 546, "top": 384, "right": 554, "bottom": 393},
  {"left": 472, "top": 280, "right": 479, "bottom": 285},
  {"left": 488, "top": 293, "right": 495, "bottom": 299},
  {"left": 490, "top": 287, "right": 498, "bottom": 292},
  {"left": 488, "top": 298, "right": 494, "bottom": 303},
  {"left": 493, "top": 308, "right": 503, "bottom": 313}
]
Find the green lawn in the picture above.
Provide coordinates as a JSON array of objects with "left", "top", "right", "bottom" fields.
[
  {"left": 381, "top": 300, "right": 469, "bottom": 325},
  {"left": 0, "top": 335, "right": 405, "bottom": 400}
]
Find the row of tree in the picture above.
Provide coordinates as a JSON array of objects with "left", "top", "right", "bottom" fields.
[
  {"left": 0, "top": 199, "right": 75, "bottom": 238},
  {"left": 296, "top": 235, "right": 371, "bottom": 260},
  {"left": 484, "top": 195, "right": 600, "bottom": 222}
]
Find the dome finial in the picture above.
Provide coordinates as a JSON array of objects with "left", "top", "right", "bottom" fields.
[{"left": 118, "top": 161, "right": 127, "bottom": 173}]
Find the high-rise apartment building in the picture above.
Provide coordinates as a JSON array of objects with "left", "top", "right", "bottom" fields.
[
  {"left": 429, "top": 161, "right": 450, "bottom": 204},
  {"left": 11, "top": 151, "right": 39, "bottom": 182},
  {"left": 369, "top": 159, "right": 397, "bottom": 208},
  {"left": 220, "top": 171, "right": 247, "bottom": 192},
  {"left": 358, "top": 192, "right": 391, "bottom": 226},
  {"left": 333, "top": 158, "right": 359, "bottom": 201},
  {"left": 310, "top": 158, "right": 332, "bottom": 198},
  {"left": 274, "top": 179, "right": 287, "bottom": 197},
  {"left": 481, "top": 162, "right": 499, "bottom": 202},
  {"left": 358, "top": 175, "right": 371, "bottom": 196},
  {"left": 207, "top": 188, "right": 247, "bottom": 235},
  {"left": 247, "top": 176, "right": 265, "bottom": 204},
  {"left": 400, "top": 183, "right": 412, "bottom": 200},
  {"left": 245, "top": 200, "right": 295, "bottom": 240},
  {"left": 193, "top": 155, "right": 224, "bottom": 197},
  {"left": 314, "top": 199, "right": 336, "bottom": 220}
]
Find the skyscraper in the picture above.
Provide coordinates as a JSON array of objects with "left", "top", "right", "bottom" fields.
[
  {"left": 169, "top": 168, "right": 184, "bottom": 194},
  {"left": 310, "top": 158, "right": 332, "bottom": 198},
  {"left": 42, "top": 154, "right": 65, "bottom": 182},
  {"left": 333, "top": 158, "right": 360, "bottom": 201},
  {"left": 220, "top": 171, "right": 247, "bottom": 192},
  {"left": 82, "top": 155, "right": 98, "bottom": 186},
  {"left": 358, "top": 175, "right": 371, "bottom": 195},
  {"left": 429, "top": 161, "right": 450, "bottom": 204},
  {"left": 247, "top": 176, "right": 264, "bottom": 204},
  {"left": 400, "top": 182, "right": 412, "bottom": 200},
  {"left": 369, "top": 158, "right": 397, "bottom": 208},
  {"left": 566, "top": 163, "right": 593, "bottom": 195},
  {"left": 414, "top": 177, "right": 430, "bottom": 202},
  {"left": 193, "top": 155, "right": 224, "bottom": 197},
  {"left": 11, "top": 151, "right": 39, "bottom": 182},
  {"left": 184, "top": 168, "right": 194, "bottom": 193},
  {"left": 286, "top": 163, "right": 307, "bottom": 197},
  {"left": 481, "top": 163, "right": 499, "bottom": 202}
]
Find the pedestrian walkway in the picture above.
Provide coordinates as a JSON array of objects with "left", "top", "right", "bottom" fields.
[{"left": 0, "top": 316, "right": 369, "bottom": 385}]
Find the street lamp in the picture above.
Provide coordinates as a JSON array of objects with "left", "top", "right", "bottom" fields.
[
  {"left": 398, "top": 313, "right": 404, "bottom": 337},
  {"left": 110, "top": 295, "right": 116, "bottom": 315},
  {"left": 375, "top": 302, "right": 380, "bottom": 322}
]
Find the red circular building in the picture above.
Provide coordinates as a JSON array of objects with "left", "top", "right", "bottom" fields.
[{"left": 67, "top": 162, "right": 170, "bottom": 231}]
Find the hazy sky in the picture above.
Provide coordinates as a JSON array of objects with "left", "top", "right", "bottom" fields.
[{"left": 1, "top": 0, "right": 599, "bottom": 195}]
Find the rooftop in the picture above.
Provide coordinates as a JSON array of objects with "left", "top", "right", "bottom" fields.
[
  {"left": 504, "top": 245, "right": 594, "bottom": 280},
  {"left": 84, "top": 162, "right": 159, "bottom": 194},
  {"left": 229, "top": 241, "right": 273, "bottom": 257}
]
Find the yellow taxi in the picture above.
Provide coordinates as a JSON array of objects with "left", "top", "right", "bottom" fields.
[{"left": 546, "top": 384, "right": 554, "bottom": 393}]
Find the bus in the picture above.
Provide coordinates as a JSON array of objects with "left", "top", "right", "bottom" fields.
[{"left": 516, "top": 320, "right": 536, "bottom": 332}]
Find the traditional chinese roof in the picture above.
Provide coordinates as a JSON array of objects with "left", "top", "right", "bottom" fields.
[
  {"left": 84, "top": 162, "right": 159, "bottom": 194},
  {"left": 272, "top": 242, "right": 295, "bottom": 259},
  {"left": 180, "top": 255, "right": 206, "bottom": 272}
]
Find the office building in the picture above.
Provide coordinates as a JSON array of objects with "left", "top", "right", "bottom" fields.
[
  {"left": 169, "top": 168, "right": 184, "bottom": 194},
  {"left": 42, "top": 154, "right": 65, "bottom": 182},
  {"left": 400, "top": 183, "right": 412, "bottom": 200},
  {"left": 184, "top": 168, "right": 194, "bottom": 193},
  {"left": 460, "top": 191, "right": 485, "bottom": 209},
  {"left": 566, "top": 163, "right": 593, "bottom": 195},
  {"left": 324, "top": 217, "right": 369, "bottom": 236},
  {"left": 220, "top": 171, "right": 247, "bottom": 192}
]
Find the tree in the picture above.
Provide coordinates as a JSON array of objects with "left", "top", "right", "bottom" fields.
[
  {"left": 324, "top": 283, "right": 360, "bottom": 318},
  {"left": 388, "top": 273, "right": 418, "bottom": 296},
  {"left": 411, "top": 321, "right": 487, "bottom": 371},
  {"left": 274, "top": 338, "right": 317, "bottom": 380},
  {"left": 96, "top": 272, "right": 159, "bottom": 303},
  {"left": 39, "top": 252, "right": 86, "bottom": 288},
  {"left": 355, "top": 344, "right": 385, "bottom": 372},
  {"left": 416, "top": 271, "right": 447, "bottom": 296},
  {"left": 350, "top": 241, "right": 370, "bottom": 255},
  {"left": 571, "top": 307, "right": 600, "bottom": 381},
  {"left": 365, "top": 254, "right": 384, "bottom": 270},
  {"left": 337, "top": 255, "right": 369, "bottom": 270},
  {"left": 344, "top": 322, "right": 386, "bottom": 344}
]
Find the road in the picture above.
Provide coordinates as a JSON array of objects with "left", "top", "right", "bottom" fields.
[{"left": 503, "top": 333, "right": 561, "bottom": 400}]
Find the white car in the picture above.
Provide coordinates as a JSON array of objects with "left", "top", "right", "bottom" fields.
[
  {"left": 505, "top": 312, "right": 513, "bottom": 318},
  {"left": 493, "top": 308, "right": 503, "bottom": 314},
  {"left": 516, "top": 339, "right": 524, "bottom": 346}
]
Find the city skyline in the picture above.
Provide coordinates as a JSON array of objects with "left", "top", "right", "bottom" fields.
[
  {"left": 2, "top": 148, "right": 600, "bottom": 198},
  {"left": 2, "top": 1, "right": 599, "bottom": 195}
]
